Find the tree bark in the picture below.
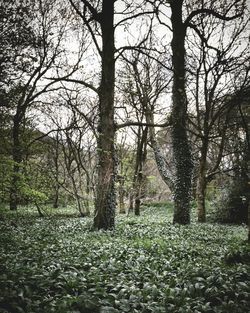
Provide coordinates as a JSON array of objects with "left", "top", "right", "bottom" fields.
[
  {"left": 134, "top": 127, "right": 147, "bottom": 216},
  {"left": 9, "top": 113, "right": 22, "bottom": 210},
  {"left": 196, "top": 139, "right": 209, "bottom": 222},
  {"left": 94, "top": 0, "right": 116, "bottom": 230},
  {"left": 84, "top": 175, "right": 91, "bottom": 216},
  {"left": 128, "top": 193, "right": 134, "bottom": 215},
  {"left": 145, "top": 107, "right": 174, "bottom": 192},
  {"left": 248, "top": 201, "right": 250, "bottom": 242},
  {"left": 196, "top": 164, "right": 207, "bottom": 223},
  {"left": 52, "top": 133, "right": 60, "bottom": 208},
  {"left": 171, "top": 0, "right": 193, "bottom": 224},
  {"left": 118, "top": 176, "right": 126, "bottom": 214},
  {"left": 130, "top": 127, "right": 147, "bottom": 216}
]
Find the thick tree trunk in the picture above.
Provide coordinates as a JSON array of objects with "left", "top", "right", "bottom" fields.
[
  {"left": 94, "top": 0, "right": 116, "bottom": 230},
  {"left": 171, "top": 0, "right": 193, "bottom": 224}
]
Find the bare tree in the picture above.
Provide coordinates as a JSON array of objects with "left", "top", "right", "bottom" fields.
[
  {"left": 117, "top": 49, "right": 174, "bottom": 214},
  {"left": 185, "top": 1, "right": 250, "bottom": 222},
  {"left": 150, "top": 0, "right": 247, "bottom": 224},
  {"left": 67, "top": 0, "right": 156, "bottom": 229}
]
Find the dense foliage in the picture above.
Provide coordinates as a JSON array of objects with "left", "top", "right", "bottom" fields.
[{"left": 0, "top": 205, "right": 249, "bottom": 313}]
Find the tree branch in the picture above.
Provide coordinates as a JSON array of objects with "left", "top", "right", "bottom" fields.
[
  {"left": 116, "top": 120, "right": 171, "bottom": 130},
  {"left": 114, "top": 10, "right": 156, "bottom": 29},
  {"left": 184, "top": 6, "right": 244, "bottom": 28},
  {"left": 68, "top": 0, "right": 102, "bottom": 55},
  {"left": 45, "top": 77, "right": 98, "bottom": 94}
]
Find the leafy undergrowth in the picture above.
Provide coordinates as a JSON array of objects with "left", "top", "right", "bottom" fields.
[{"left": 0, "top": 206, "right": 249, "bottom": 313}]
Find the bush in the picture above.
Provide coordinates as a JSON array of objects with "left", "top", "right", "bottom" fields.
[{"left": 211, "top": 178, "right": 248, "bottom": 224}]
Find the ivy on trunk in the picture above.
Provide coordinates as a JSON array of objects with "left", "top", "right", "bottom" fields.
[{"left": 170, "top": 0, "right": 193, "bottom": 225}]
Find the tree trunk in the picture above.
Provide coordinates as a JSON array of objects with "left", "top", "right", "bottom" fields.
[
  {"left": 196, "top": 141, "right": 208, "bottom": 222},
  {"left": 35, "top": 202, "right": 44, "bottom": 217},
  {"left": 196, "top": 168, "right": 207, "bottom": 223},
  {"left": 171, "top": 0, "right": 193, "bottom": 224},
  {"left": 94, "top": 0, "right": 116, "bottom": 230},
  {"left": 146, "top": 107, "right": 174, "bottom": 192},
  {"left": 128, "top": 193, "right": 134, "bottom": 215},
  {"left": 53, "top": 186, "right": 59, "bottom": 208},
  {"left": 10, "top": 115, "right": 22, "bottom": 210},
  {"left": 71, "top": 174, "right": 85, "bottom": 217},
  {"left": 248, "top": 201, "right": 250, "bottom": 242},
  {"left": 118, "top": 176, "right": 126, "bottom": 214},
  {"left": 134, "top": 197, "right": 141, "bottom": 216},
  {"left": 132, "top": 127, "right": 147, "bottom": 216},
  {"left": 53, "top": 133, "right": 60, "bottom": 208},
  {"left": 84, "top": 175, "right": 91, "bottom": 216}
]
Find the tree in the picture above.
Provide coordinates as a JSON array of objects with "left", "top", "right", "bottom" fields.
[
  {"left": 1, "top": 0, "right": 77, "bottom": 210},
  {"left": 0, "top": 0, "right": 37, "bottom": 86},
  {"left": 68, "top": 0, "right": 156, "bottom": 229},
  {"left": 129, "top": 52, "right": 175, "bottom": 193},
  {"left": 184, "top": 0, "right": 250, "bottom": 222},
  {"left": 212, "top": 87, "right": 250, "bottom": 229},
  {"left": 151, "top": 0, "right": 247, "bottom": 224},
  {"left": 67, "top": 0, "right": 116, "bottom": 229},
  {"left": 93, "top": 1, "right": 116, "bottom": 229},
  {"left": 168, "top": 0, "right": 193, "bottom": 224},
  {"left": 118, "top": 50, "right": 174, "bottom": 213}
]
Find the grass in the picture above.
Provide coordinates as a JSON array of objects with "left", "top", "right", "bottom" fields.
[{"left": 0, "top": 204, "right": 249, "bottom": 313}]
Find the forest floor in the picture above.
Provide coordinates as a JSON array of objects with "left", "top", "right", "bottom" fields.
[{"left": 0, "top": 204, "right": 249, "bottom": 313}]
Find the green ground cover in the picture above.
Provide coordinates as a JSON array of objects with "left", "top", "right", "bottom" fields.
[{"left": 0, "top": 205, "right": 249, "bottom": 313}]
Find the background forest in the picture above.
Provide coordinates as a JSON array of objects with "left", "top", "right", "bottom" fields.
[
  {"left": 0, "top": 0, "right": 250, "bottom": 312},
  {"left": 1, "top": 0, "right": 250, "bottom": 228}
]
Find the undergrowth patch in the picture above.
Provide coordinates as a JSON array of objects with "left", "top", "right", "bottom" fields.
[{"left": 0, "top": 206, "right": 249, "bottom": 312}]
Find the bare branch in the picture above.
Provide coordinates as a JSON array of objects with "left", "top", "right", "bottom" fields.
[
  {"left": 45, "top": 76, "right": 98, "bottom": 94},
  {"left": 68, "top": 0, "right": 102, "bottom": 55},
  {"left": 184, "top": 6, "right": 244, "bottom": 28},
  {"left": 114, "top": 10, "right": 156, "bottom": 29},
  {"left": 116, "top": 120, "right": 171, "bottom": 130}
]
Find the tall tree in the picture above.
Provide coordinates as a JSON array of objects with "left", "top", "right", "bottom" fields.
[
  {"left": 185, "top": 0, "right": 249, "bottom": 222},
  {"left": 68, "top": 0, "right": 155, "bottom": 229},
  {"left": 94, "top": 1, "right": 116, "bottom": 229},
  {"left": 169, "top": 0, "right": 193, "bottom": 224},
  {"left": 68, "top": 0, "right": 116, "bottom": 229},
  {"left": 153, "top": 0, "right": 247, "bottom": 224}
]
